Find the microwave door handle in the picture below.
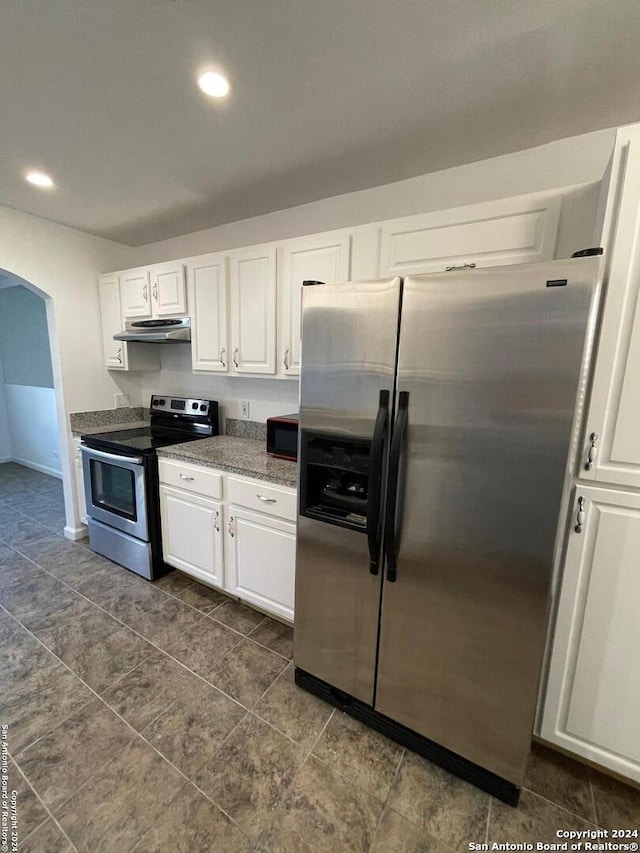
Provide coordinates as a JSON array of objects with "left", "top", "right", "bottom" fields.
[
  {"left": 367, "top": 389, "right": 390, "bottom": 575},
  {"left": 80, "top": 445, "right": 144, "bottom": 466},
  {"left": 384, "top": 391, "right": 409, "bottom": 582}
]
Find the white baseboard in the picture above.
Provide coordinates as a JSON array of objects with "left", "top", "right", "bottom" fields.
[
  {"left": 10, "top": 457, "right": 63, "bottom": 479},
  {"left": 0, "top": 455, "right": 12, "bottom": 464},
  {"left": 64, "top": 524, "right": 88, "bottom": 541}
]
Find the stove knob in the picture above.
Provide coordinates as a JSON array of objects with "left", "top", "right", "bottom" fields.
[
  {"left": 192, "top": 402, "right": 199, "bottom": 410},
  {"left": 158, "top": 399, "right": 165, "bottom": 406},
  {"left": 200, "top": 404, "right": 207, "bottom": 412}
]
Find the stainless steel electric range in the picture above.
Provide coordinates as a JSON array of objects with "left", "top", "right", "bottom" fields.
[{"left": 81, "top": 395, "right": 219, "bottom": 579}]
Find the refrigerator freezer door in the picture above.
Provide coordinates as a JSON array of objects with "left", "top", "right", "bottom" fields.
[
  {"left": 295, "top": 278, "right": 402, "bottom": 704},
  {"left": 375, "top": 258, "right": 602, "bottom": 784}
]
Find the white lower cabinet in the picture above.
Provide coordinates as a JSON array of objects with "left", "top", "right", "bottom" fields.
[
  {"left": 158, "top": 463, "right": 296, "bottom": 622},
  {"left": 226, "top": 508, "right": 296, "bottom": 623},
  {"left": 159, "top": 485, "right": 224, "bottom": 588},
  {"left": 541, "top": 486, "right": 640, "bottom": 783},
  {"left": 74, "top": 438, "right": 87, "bottom": 525}
]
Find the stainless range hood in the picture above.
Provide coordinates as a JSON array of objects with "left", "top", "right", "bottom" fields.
[{"left": 114, "top": 318, "right": 191, "bottom": 343}]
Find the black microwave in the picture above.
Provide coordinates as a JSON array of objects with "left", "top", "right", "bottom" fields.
[{"left": 266, "top": 414, "right": 299, "bottom": 461}]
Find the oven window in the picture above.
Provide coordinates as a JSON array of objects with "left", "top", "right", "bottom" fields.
[{"left": 90, "top": 459, "right": 137, "bottom": 520}]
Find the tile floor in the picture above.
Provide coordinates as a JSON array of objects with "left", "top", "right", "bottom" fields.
[{"left": 0, "top": 461, "right": 638, "bottom": 852}]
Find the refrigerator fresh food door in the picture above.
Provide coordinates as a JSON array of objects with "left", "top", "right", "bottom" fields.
[
  {"left": 295, "top": 278, "right": 402, "bottom": 704},
  {"left": 375, "top": 258, "right": 602, "bottom": 785}
]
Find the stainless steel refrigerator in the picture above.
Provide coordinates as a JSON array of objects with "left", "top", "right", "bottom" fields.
[{"left": 294, "top": 256, "right": 603, "bottom": 805}]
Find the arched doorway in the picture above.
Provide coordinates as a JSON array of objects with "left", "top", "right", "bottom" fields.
[{"left": 0, "top": 268, "right": 75, "bottom": 537}]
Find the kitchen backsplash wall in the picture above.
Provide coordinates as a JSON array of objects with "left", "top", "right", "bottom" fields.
[{"left": 137, "top": 345, "right": 298, "bottom": 429}]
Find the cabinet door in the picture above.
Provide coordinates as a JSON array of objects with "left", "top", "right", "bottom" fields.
[
  {"left": 121, "top": 268, "right": 152, "bottom": 319},
  {"left": 579, "top": 124, "right": 640, "bottom": 489},
  {"left": 187, "top": 254, "right": 229, "bottom": 372},
  {"left": 541, "top": 486, "right": 640, "bottom": 783},
  {"left": 74, "top": 442, "right": 87, "bottom": 524},
  {"left": 379, "top": 193, "right": 561, "bottom": 277},
  {"left": 160, "top": 486, "right": 224, "bottom": 588},
  {"left": 98, "top": 275, "right": 128, "bottom": 370},
  {"left": 226, "top": 507, "right": 295, "bottom": 622},
  {"left": 229, "top": 247, "right": 277, "bottom": 374},
  {"left": 281, "top": 233, "right": 351, "bottom": 376},
  {"left": 152, "top": 262, "right": 187, "bottom": 317}
]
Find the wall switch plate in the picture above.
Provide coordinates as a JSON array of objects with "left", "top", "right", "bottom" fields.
[
  {"left": 114, "top": 393, "right": 130, "bottom": 409},
  {"left": 240, "top": 400, "right": 250, "bottom": 419}
]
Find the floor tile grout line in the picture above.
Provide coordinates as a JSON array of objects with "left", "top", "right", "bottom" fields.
[
  {"left": 1, "top": 601, "right": 250, "bottom": 842},
  {"left": 485, "top": 795, "right": 492, "bottom": 845},
  {"left": 589, "top": 774, "right": 598, "bottom": 826},
  {"left": 519, "top": 784, "right": 602, "bottom": 826},
  {"left": 301, "top": 707, "right": 336, "bottom": 768},
  {"left": 368, "top": 746, "right": 406, "bottom": 853},
  {"left": 7, "top": 739, "right": 80, "bottom": 852}
]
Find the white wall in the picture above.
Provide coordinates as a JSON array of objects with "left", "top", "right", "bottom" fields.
[
  {"left": 139, "top": 347, "right": 298, "bottom": 427},
  {"left": 132, "top": 128, "right": 615, "bottom": 265},
  {"left": 0, "top": 353, "right": 11, "bottom": 463},
  {"left": 0, "top": 206, "right": 138, "bottom": 532},
  {"left": 4, "top": 385, "right": 61, "bottom": 477}
]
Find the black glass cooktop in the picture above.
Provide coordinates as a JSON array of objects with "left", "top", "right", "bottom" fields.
[{"left": 81, "top": 427, "right": 204, "bottom": 456}]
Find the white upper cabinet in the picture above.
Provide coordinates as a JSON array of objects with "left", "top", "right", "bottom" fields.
[
  {"left": 379, "top": 193, "right": 561, "bottom": 277},
  {"left": 121, "top": 268, "right": 152, "bottom": 319},
  {"left": 99, "top": 274, "right": 128, "bottom": 370},
  {"left": 187, "top": 254, "right": 229, "bottom": 373},
  {"left": 121, "top": 263, "right": 187, "bottom": 319},
  {"left": 229, "top": 246, "right": 277, "bottom": 375},
  {"left": 151, "top": 261, "right": 187, "bottom": 316},
  {"left": 542, "top": 486, "right": 640, "bottom": 783},
  {"left": 280, "top": 232, "right": 351, "bottom": 376},
  {"left": 579, "top": 124, "right": 640, "bottom": 489}
]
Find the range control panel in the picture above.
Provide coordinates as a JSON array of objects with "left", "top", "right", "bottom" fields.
[{"left": 150, "top": 395, "right": 210, "bottom": 415}]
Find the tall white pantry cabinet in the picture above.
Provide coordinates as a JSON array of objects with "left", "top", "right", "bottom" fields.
[{"left": 541, "top": 123, "right": 640, "bottom": 784}]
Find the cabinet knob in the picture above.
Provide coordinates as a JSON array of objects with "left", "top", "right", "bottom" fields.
[
  {"left": 219, "top": 348, "right": 226, "bottom": 368},
  {"left": 228, "top": 516, "right": 235, "bottom": 537},
  {"left": 574, "top": 496, "right": 586, "bottom": 533},
  {"left": 283, "top": 347, "right": 289, "bottom": 370},
  {"left": 584, "top": 432, "right": 599, "bottom": 471},
  {"left": 233, "top": 348, "right": 239, "bottom": 368}
]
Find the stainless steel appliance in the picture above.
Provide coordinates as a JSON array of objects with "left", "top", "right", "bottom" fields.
[
  {"left": 114, "top": 317, "right": 191, "bottom": 343},
  {"left": 266, "top": 413, "right": 299, "bottom": 460},
  {"left": 81, "top": 395, "right": 218, "bottom": 579},
  {"left": 294, "top": 257, "right": 603, "bottom": 805}
]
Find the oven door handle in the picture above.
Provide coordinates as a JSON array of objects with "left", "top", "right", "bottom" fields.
[{"left": 80, "top": 445, "right": 144, "bottom": 466}]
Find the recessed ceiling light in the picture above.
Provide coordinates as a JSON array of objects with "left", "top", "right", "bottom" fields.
[
  {"left": 25, "top": 170, "right": 54, "bottom": 189},
  {"left": 197, "top": 71, "right": 230, "bottom": 99}
]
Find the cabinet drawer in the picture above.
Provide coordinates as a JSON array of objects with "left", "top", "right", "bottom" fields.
[
  {"left": 158, "top": 459, "right": 222, "bottom": 499},
  {"left": 227, "top": 476, "right": 296, "bottom": 521}
]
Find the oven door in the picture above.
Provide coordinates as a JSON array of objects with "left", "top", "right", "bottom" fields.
[{"left": 81, "top": 446, "right": 148, "bottom": 540}]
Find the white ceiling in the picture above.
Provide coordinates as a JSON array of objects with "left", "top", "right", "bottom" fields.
[{"left": 2, "top": 0, "right": 640, "bottom": 246}]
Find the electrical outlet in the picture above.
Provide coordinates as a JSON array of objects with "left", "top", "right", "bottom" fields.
[
  {"left": 240, "top": 400, "right": 250, "bottom": 419},
  {"left": 114, "top": 393, "right": 130, "bottom": 409},
  {"left": 52, "top": 450, "right": 59, "bottom": 459}
]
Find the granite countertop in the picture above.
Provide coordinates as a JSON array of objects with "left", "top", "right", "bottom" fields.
[
  {"left": 69, "top": 406, "right": 149, "bottom": 437},
  {"left": 157, "top": 436, "right": 298, "bottom": 489}
]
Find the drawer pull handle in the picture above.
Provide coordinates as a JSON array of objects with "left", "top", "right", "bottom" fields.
[
  {"left": 257, "top": 494, "right": 277, "bottom": 503},
  {"left": 574, "top": 496, "right": 586, "bottom": 533},
  {"left": 213, "top": 510, "right": 220, "bottom": 532},
  {"left": 584, "top": 432, "right": 599, "bottom": 471},
  {"left": 220, "top": 348, "right": 226, "bottom": 368},
  {"left": 152, "top": 281, "right": 158, "bottom": 301},
  {"left": 228, "top": 516, "right": 234, "bottom": 537},
  {"left": 445, "top": 262, "right": 477, "bottom": 272},
  {"left": 179, "top": 474, "right": 195, "bottom": 481},
  {"left": 283, "top": 348, "right": 289, "bottom": 370},
  {"left": 143, "top": 283, "right": 149, "bottom": 301},
  {"left": 233, "top": 348, "right": 239, "bottom": 368}
]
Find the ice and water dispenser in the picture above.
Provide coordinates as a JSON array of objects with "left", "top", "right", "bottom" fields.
[{"left": 299, "top": 434, "right": 372, "bottom": 529}]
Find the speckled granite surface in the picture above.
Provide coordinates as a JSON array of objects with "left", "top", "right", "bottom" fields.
[
  {"left": 69, "top": 407, "right": 148, "bottom": 436},
  {"left": 225, "top": 418, "right": 267, "bottom": 441},
  {"left": 157, "top": 436, "right": 297, "bottom": 488}
]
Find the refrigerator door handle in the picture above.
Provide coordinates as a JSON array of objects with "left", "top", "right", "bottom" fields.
[
  {"left": 367, "top": 390, "right": 390, "bottom": 575},
  {"left": 384, "top": 390, "right": 409, "bottom": 582}
]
